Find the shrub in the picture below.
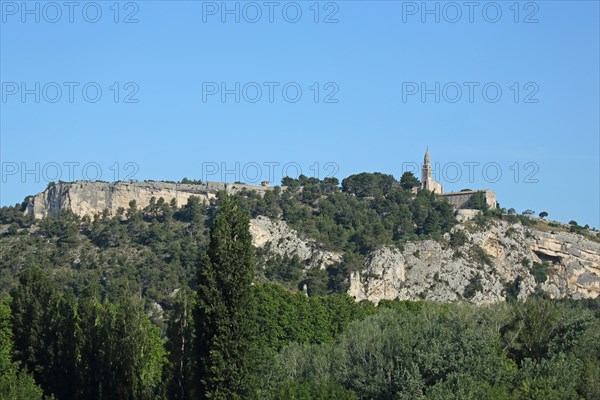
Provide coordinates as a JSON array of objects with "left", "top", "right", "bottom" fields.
[
  {"left": 464, "top": 273, "right": 483, "bottom": 299},
  {"left": 532, "top": 262, "right": 550, "bottom": 284},
  {"left": 470, "top": 245, "right": 493, "bottom": 266},
  {"left": 505, "top": 276, "right": 522, "bottom": 302},
  {"left": 449, "top": 230, "right": 467, "bottom": 248}
]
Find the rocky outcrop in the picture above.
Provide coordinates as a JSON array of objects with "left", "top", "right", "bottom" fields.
[
  {"left": 24, "top": 182, "right": 340, "bottom": 269},
  {"left": 531, "top": 230, "right": 600, "bottom": 299},
  {"left": 348, "top": 247, "right": 407, "bottom": 303},
  {"left": 24, "top": 181, "right": 280, "bottom": 219},
  {"left": 349, "top": 221, "right": 600, "bottom": 305},
  {"left": 25, "top": 181, "right": 215, "bottom": 219},
  {"left": 250, "top": 216, "right": 342, "bottom": 270}
]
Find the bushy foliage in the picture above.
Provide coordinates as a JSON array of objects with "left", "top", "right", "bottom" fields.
[
  {"left": 164, "top": 288, "right": 196, "bottom": 400},
  {"left": 532, "top": 262, "right": 550, "bottom": 284},
  {"left": 263, "top": 254, "right": 305, "bottom": 284},
  {"left": 399, "top": 171, "right": 420, "bottom": 190},
  {"left": 466, "top": 191, "right": 490, "bottom": 211},
  {"left": 275, "top": 379, "right": 357, "bottom": 399},
  {"left": 0, "top": 293, "right": 43, "bottom": 400},
  {"left": 464, "top": 273, "right": 484, "bottom": 299},
  {"left": 253, "top": 283, "right": 376, "bottom": 354},
  {"left": 2, "top": 271, "right": 599, "bottom": 400},
  {"left": 449, "top": 228, "right": 468, "bottom": 248},
  {"left": 0, "top": 196, "right": 209, "bottom": 309},
  {"left": 470, "top": 245, "right": 493, "bottom": 266},
  {"left": 261, "top": 299, "right": 600, "bottom": 400},
  {"left": 341, "top": 172, "right": 396, "bottom": 198},
  {"left": 0, "top": 201, "right": 34, "bottom": 228},
  {"left": 9, "top": 269, "right": 166, "bottom": 400},
  {"left": 180, "top": 177, "right": 203, "bottom": 185},
  {"left": 505, "top": 276, "right": 523, "bottom": 302},
  {"left": 236, "top": 175, "right": 456, "bottom": 255},
  {"left": 267, "top": 305, "right": 515, "bottom": 398}
]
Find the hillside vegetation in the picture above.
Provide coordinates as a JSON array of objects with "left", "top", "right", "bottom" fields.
[
  {"left": 1, "top": 173, "right": 599, "bottom": 399},
  {"left": 0, "top": 173, "right": 460, "bottom": 304}
]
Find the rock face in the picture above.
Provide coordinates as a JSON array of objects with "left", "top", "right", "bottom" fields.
[
  {"left": 349, "top": 221, "right": 600, "bottom": 305},
  {"left": 25, "top": 181, "right": 215, "bottom": 219},
  {"left": 348, "top": 247, "right": 407, "bottom": 303},
  {"left": 24, "top": 181, "right": 281, "bottom": 219},
  {"left": 531, "top": 230, "right": 600, "bottom": 299},
  {"left": 249, "top": 216, "right": 342, "bottom": 270}
]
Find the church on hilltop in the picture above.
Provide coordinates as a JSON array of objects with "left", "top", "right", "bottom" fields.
[
  {"left": 418, "top": 149, "right": 497, "bottom": 210},
  {"left": 421, "top": 149, "right": 444, "bottom": 194}
]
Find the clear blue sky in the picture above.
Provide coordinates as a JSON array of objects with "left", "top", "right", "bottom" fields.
[{"left": 1, "top": 1, "right": 599, "bottom": 228}]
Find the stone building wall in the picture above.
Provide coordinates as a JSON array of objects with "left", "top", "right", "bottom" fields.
[{"left": 440, "top": 189, "right": 497, "bottom": 210}]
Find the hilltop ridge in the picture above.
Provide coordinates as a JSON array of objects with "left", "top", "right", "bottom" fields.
[
  {"left": 3, "top": 175, "right": 599, "bottom": 307},
  {"left": 23, "top": 180, "right": 276, "bottom": 219}
]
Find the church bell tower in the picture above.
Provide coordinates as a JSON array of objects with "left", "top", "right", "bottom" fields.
[
  {"left": 420, "top": 148, "right": 443, "bottom": 194},
  {"left": 422, "top": 148, "right": 432, "bottom": 190}
]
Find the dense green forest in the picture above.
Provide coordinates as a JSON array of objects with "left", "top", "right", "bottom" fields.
[
  {"left": 2, "top": 266, "right": 599, "bottom": 399},
  {"left": 1, "top": 173, "right": 599, "bottom": 399}
]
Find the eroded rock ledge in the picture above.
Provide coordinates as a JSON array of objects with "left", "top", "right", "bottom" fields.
[
  {"left": 249, "top": 216, "right": 342, "bottom": 270},
  {"left": 349, "top": 221, "right": 600, "bottom": 305},
  {"left": 24, "top": 180, "right": 274, "bottom": 219}
]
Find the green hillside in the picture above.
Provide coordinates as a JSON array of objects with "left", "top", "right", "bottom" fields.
[{"left": 0, "top": 173, "right": 599, "bottom": 399}]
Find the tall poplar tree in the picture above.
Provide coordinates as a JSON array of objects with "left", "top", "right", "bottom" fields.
[
  {"left": 0, "top": 293, "right": 43, "bottom": 400},
  {"left": 10, "top": 272, "right": 166, "bottom": 400},
  {"left": 166, "top": 288, "right": 196, "bottom": 400},
  {"left": 10, "top": 268, "right": 57, "bottom": 393},
  {"left": 195, "top": 195, "right": 257, "bottom": 399}
]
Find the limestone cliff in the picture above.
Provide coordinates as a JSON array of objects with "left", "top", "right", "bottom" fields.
[
  {"left": 24, "top": 181, "right": 341, "bottom": 269},
  {"left": 24, "top": 180, "right": 278, "bottom": 219},
  {"left": 531, "top": 230, "right": 600, "bottom": 299},
  {"left": 250, "top": 216, "right": 343, "bottom": 270},
  {"left": 349, "top": 221, "right": 600, "bottom": 304},
  {"left": 25, "top": 181, "right": 215, "bottom": 219}
]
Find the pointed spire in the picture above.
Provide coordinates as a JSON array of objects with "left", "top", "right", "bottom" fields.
[{"left": 424, "top": 147, "right": 430, "bottom": 163}]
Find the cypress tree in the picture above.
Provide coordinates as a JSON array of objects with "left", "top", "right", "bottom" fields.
[{"left": 195, "top": 195, "right": 257, "bottom": 399}]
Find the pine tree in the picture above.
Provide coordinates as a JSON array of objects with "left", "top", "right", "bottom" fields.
[{"left": 195, "top": 195, "right": 257, "bottom": 399}]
